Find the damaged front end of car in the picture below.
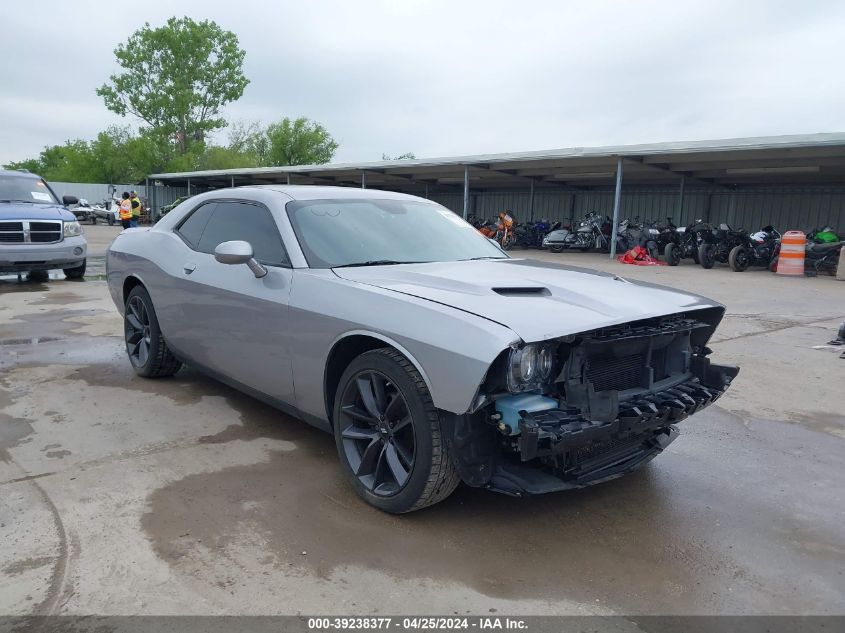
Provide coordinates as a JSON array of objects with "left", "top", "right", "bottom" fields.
[{"left": 442, "top": 306, "right": 739, "bottom": 496}]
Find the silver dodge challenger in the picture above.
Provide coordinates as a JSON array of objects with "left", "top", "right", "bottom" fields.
[{"left": 106, "top": 186, "right": 739, "bottom": 513}]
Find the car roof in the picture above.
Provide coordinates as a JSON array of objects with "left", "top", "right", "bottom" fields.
[
  {"left": 249, "top": 184, "right": 429, "bottom": 202},
  {"left": 0, "top": 169, "right": 41, "bottom": 179}
]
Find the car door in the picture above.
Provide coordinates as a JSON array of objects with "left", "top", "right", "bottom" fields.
[{"left": 170, "top": 198, "right": 295, "bottom": 405}]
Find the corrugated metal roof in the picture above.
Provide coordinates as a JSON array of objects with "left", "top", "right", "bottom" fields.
[
  {"left": 150, "top": 132, "right": 845, "bottom": 179},
  {"left": 148, "top": 132, "right": 845, "bottom": 191}
]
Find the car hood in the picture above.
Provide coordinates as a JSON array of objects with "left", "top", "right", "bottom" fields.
[
  {"left": 333, "top": 258, "right": 722, "bottom": 342},
  {"left": 0, "top": 202, "right": 74, "bottom": 221}
]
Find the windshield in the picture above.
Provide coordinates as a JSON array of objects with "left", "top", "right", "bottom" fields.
[
  {"left": 286, "top": 198, "right": 508, "bottom": 268},
  {"left": 0, "top": 175, "right": 59, "bottom": 205}
]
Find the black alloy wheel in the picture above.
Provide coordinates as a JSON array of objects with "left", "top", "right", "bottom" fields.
[
  {"left": 125, "top": 295, "right": 152, "bottom": 369},
  {"left": 123, "top": 285, "right": 182, "bottom": 377},
  {"left": 333, "top": 348, "right": 460, "bottom": 513},
  {"left": 338, "top": 370, "right": 416, "bottom": 496}
]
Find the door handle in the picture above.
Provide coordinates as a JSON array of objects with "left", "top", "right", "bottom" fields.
[{"left": 183, "top": 263, "right": 196, "bottom": 274}]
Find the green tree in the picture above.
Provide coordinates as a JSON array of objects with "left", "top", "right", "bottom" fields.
[
  {"left": 88, "top": 126, "right": 135, "bottom": 184},
  {"left": 3, "top": 158, "right": 42, "bottom": 173},
  {"left": 227, "top": 120, "right": 270, "bottom": 165},
  {"left": 382, "top": 152, "right": 416, "bottom": 160},
  {"left": 265, "top": 117, "right": 338, "bottom": 166},
  {"left": 97, "top": 17, "right": 249, "bottom": 154}
]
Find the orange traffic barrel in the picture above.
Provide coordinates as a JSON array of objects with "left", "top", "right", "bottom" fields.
[{"left": 777, "top": 230, "right": 806, "bottom": 276}]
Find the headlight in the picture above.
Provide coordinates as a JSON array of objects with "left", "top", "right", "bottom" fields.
[
  {"left": 538, "top": 345, "right": 555, "bottom": 380},
  {"left": 63, "top": 221, "right": 82, "bottom": 237},
  {"left": 507, "top": 343, "right": 557, "bottom": 392}
]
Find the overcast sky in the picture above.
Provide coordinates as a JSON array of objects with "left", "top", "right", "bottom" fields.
[{"left": 2, "top": 0, "right": 844, "bottom": 165}]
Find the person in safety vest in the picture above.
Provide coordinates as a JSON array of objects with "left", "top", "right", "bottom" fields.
[
  {"left": 119, "top": 192, "right": 133, "bottom": 230},
  {"left": 129, "top": 190, "right": 142, "bottom": 227}
]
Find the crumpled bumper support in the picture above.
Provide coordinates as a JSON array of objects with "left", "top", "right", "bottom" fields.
[{"left": 517, "top": 359, "right": 739, "bottom": 462}]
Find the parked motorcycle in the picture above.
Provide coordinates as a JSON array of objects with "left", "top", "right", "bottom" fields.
[
  {"left": 664, "top": 220, "right": 712, "bottom": 266},
  {"left": 545, "top": 212, "right": 612, "bottom": 252},
  {"left": 617, "top": 217, "right": 660, "bottom": 259},
  {"left": 728, "top": 226, "right": 780, "bottom": 272},
  {"left": 470, "top": 215, "right": 498, "bottom": 240},
  {"left": 770, "top": 237, "right": 844, "bottom": 275},
  {"left": 701, "top": 223, "right": 746, "bottom": 269},
  {"left": 495, "top": 211, "right": 516, "bottom": 250},
  {"left": 524, "top": 219, "right": 556, "bottom": 249}
]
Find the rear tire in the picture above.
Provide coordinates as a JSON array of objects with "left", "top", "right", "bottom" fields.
[
  {"left": 698, "top": 243, "right": 715, "bottom": 269},
  {"left": 664, "top": 243, "right": 681, "bottom": 266},
  {"left": 124, "top": 285, "right": 182, "bottom": 378},
  {"left": 333, "top": 348, "right": 459, "bottom": 513},
  {"left": 107, "top": 214, "right": 115, "bottom": 226},
  {"left": 27, "top": 270, "right": 49, "bottom": 282},
  {"left": 63, "top": 260, "right": 86, "bottom": 280},
  {"left": 549, "top": 245, "right": 564, "bottom": 253},
  {"left": 729, "top": 245, "right": 750, "bottom": 272}
]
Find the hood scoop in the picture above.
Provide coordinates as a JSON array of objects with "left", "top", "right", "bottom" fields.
[{"left": 492, "top": 286, "right": 551, "bottom": 297}]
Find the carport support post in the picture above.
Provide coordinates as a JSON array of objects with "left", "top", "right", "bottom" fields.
[
  {"left": 424, "top": 183, "right": 429, "bottom": 199},
  {"left": 529, "top": 179, "right": 535, "bottom": 221},
  {"left": 231, "top": 176, "right": 235, "bottom": 188},
  {"left": 361, "top": 172, "right": 367, "bottom": 189},
  {"left": 610, "top": 157, "right": 623, "bottom": 258},
  {"left": 463, "top": 165, "right": 469, "bottom": 219},
  {"left": 676, "top": 176, "right": 685, "bottom": 221}
]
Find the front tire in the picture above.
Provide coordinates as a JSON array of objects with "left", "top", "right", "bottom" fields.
[
  {"left": 333, "top": 348, "right": 459, "bottom": 513},
  {"left": 124, "top": 285, "right": 182, "bottom": 378},
  {"left": 549, "top": 245, "right": 564, "bottom": 253},
  {"left": 64, "top": 260, "right": 86, "bottom": 280},
  {"left": 729, "top": 245, "right": 750, "bottom": 272},
  {"left": 664, "top": 243, "right": 681, "bottom": 266},
  {"left": 699, "top": 243, "right": 715, "bottom": 269},
  {"left": 107, "top": 214, "right": 115, "bottom": 226}
]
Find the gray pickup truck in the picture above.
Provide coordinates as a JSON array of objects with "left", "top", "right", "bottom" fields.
[{"left": 0, "top": 169, "right": 87, "bottom": 279}]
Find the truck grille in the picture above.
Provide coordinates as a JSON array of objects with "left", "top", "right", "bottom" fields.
[
  {"left": 0, "top": 220, "right": 63, "bottom": 244},
  {"left": 586, "top": 353, "right": 645, "bottom": 392}
]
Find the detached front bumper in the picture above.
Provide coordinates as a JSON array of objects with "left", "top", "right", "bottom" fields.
[{"left": 0, "top": 236, "right": 87, "bottom": 273}]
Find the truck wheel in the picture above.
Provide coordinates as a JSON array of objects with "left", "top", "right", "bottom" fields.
[
  {"left": 333, "top": 348, "right": 460, "bottom": 513},
  {"left": 124, "top": 285, "right": 182, "bottom": 378},
  {"left": 28, "top": 270, "right": 49, "bottom": 282},
  {"left": 698, "top": 243, "right": 716, "bottom": 269},
  {"left": 108, "top": 214, "right": 115, "bottom": 226},
  {"left": 729, "top": 245, "right": 750, "bottom": 272},
  {"left": 63, "top": 260, "right": 86, "bottom": 280},
  {"left": 664, "top": 243, "right": 681, "bottom": 266}
]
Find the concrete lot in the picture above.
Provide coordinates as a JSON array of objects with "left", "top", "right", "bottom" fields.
[{"left": 1, "top": 224, "right": 844, "bottom": 616}]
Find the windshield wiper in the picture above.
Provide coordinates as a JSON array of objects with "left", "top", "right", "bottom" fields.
[
  {"left": 0, "top": 199, "right": 36, "bottom": 204},
  {"left": 333, "top": 260, "right": 428, "bottom": 268},
  {"left": 459, "top": 256, "right": 508, "bottom": 261}
]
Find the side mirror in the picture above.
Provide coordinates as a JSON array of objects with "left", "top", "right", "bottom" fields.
[
  {"left": 214, "top": 240, "right": 267, "bottom": 278},
  {"left": 62, "top": 195, "right": 79, "bottom": 206}
]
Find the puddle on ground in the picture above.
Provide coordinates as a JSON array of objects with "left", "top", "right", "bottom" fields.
[
  {"left": 140, "top": 379, "right": 753, "bottom": 613},
  {"left": 0, "top": 336, "right": 66, "bottom": 346}
]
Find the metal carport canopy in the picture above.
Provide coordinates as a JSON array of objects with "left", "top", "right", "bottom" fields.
[
  {"left": 149, "top": 132, "right": 845, "bottom": 259},
  {"left": 149, "top": 132, "right": 845, "bottom": 192}
]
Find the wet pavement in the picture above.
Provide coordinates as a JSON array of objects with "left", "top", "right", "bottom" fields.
[{"left": 1, "top": 226, "right": 844, "bottom": 615}]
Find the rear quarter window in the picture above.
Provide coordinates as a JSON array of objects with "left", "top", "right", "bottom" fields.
[{"left": 175, "top": 203, "right": 216, "bottom": 248}]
